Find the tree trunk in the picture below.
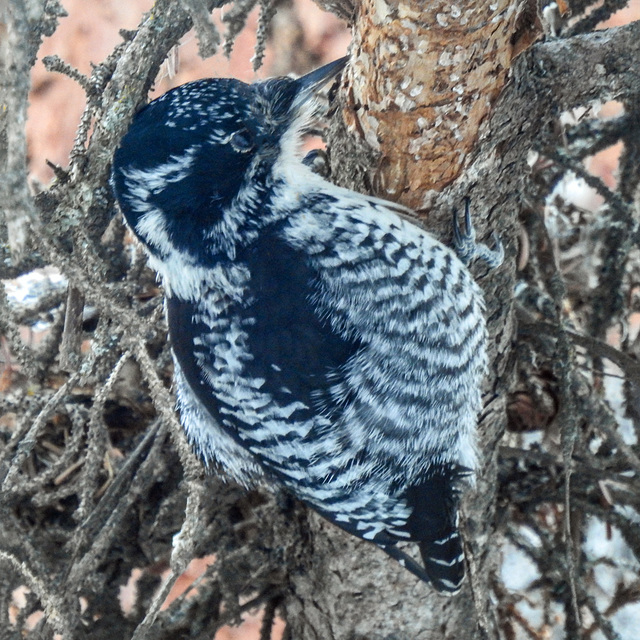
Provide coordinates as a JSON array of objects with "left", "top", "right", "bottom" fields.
[{"left": 286, "top": 2, "right": 520, "bottom": 638}]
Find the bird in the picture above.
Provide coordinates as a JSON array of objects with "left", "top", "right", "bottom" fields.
[{"left": 111, "top": 57, "right": 502, "bottom": 594}]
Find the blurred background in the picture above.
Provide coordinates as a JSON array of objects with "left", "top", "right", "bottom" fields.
[{"left": 27, "top": 0, "right": 351, "bottom": 186}]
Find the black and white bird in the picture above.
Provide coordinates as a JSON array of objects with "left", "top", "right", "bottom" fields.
[{"left": 111, "top": 58, "right": 502, "bottom": 594}]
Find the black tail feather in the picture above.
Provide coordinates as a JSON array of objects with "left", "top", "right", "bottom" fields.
[
  {"left": 418, "top": 529, "right": 465, "bottom": 593},
  {"left": 315, "top": 464, "right": 468, "bottom": 594},
  {"left": 402, "top": 466, "right": 467, "bottom": 593},
  {"left": 377, "top": 543, "right": 463, "bottom": 595}
]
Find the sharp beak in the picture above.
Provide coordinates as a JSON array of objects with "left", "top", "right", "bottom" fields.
[{"left": 292, "top": 57, "right": 347, "bottom": 108}]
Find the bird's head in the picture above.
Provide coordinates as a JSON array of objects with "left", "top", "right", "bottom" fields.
[{"left": 111, "top": 58, "right": 346, "bottom": 261}]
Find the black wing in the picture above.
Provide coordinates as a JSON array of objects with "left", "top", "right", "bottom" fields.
[{"left": 167, "top": 228, "right": 363, "bottom": 464}]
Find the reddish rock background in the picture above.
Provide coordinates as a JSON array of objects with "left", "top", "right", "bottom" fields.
[{"left": 27, "top": 0, "right": 350, "bottom": 184}]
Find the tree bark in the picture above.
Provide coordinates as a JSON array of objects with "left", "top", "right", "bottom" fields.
[
  {"left": 0, "top": 0, "right": 47, "bottom": 262},
  {"left": 288, "top": 5, "right": 640, "bottom": 640},
  {"left": 345, "top": 0, "right": 523, "bottom": 207},
  {"left": 282, "top": 3, "right": 521, "bottom": 639}
]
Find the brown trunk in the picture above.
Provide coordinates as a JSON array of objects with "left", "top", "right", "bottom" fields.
[
  {"left": 285, "top": 2, "right": 525, "bottom": 638},
  {"left": 342, "top": 0, "right": 524, "bottom": 209}
]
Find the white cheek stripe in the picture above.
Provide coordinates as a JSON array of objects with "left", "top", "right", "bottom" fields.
[{"left": 121, "top": 147, "right": 200, "bottom": 211}]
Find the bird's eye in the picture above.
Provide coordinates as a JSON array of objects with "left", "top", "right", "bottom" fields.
[{"left": 230, "top": 129, "right": 254, "bottom": 153}]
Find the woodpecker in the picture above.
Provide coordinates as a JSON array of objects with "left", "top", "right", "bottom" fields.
[{"left": 111, "top": 57, "right": 502, "bottom": 594}]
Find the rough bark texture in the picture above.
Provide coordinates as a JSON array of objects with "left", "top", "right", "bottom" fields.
[
  {"left": 285, "top": 4, "right": 523, "bottom": 638},
  {"left": 3, "top": 1, "right": 640, "bottom": 639},
  {"left": 289, "top": 8, "right": 640, "bottom": 640},
  {"left": 345, "top": 0, "right": 523, "bottom": 209},
  {"left": 0, "top": 0, "right": 52, "bottom": 262}
]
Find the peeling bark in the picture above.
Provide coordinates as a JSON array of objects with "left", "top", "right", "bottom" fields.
[{"left": 342, "top": 0, "right": 527, "bottom": 209}]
